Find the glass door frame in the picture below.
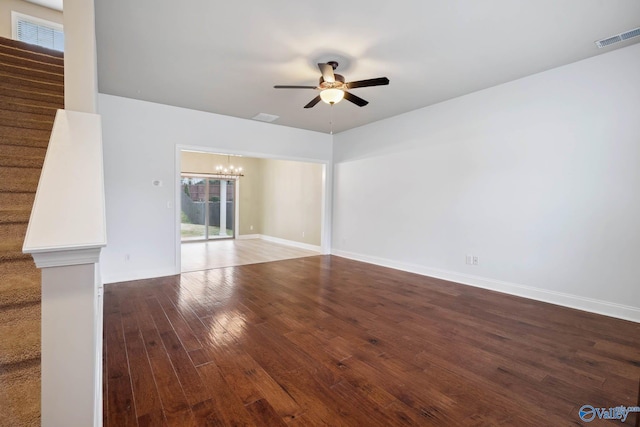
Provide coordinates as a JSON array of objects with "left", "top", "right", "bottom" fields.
[{"left": 180, "top": 173, "right": 238, "bottom": 242}]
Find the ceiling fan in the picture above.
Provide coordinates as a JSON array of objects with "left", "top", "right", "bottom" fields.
[{"left": 274, "top": 61, "right": 389, "bottom": 108}]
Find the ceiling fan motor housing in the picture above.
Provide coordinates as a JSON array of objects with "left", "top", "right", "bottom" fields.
[{"left": 319, "top": 74, "right": 346, "bottom": 89}]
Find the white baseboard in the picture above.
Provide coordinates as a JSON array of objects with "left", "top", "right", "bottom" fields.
[
  {"left": 260, "top": 234, "right": 322, "bottom": 253},
  {"left": 331, "top": 249, "right": 640, "bottom": 323},
  {"left": 237, "top": 234, "right": 261, "bottom": 240},
  {"left": 102, "top": 266, "right": 178, "bottom": 285}
]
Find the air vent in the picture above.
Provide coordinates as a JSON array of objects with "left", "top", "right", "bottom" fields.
[
  {"left": 252, "top": 113, "right": 279, "bottom": 123},
  {"left": 620, "top": 27, "right": 640, "bottom": 40},
  {"left": 595, "top": 26, "right": 640, "bottom": 48}
]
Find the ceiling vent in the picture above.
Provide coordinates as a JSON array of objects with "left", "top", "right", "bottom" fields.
[
  {"left": 252, "top": 113, "right": 279, "bottom": 123},
  {"left": 595, "top": 27, "right": 640, "bottom": 48}
]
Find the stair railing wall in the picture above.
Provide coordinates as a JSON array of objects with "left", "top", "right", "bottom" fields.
[{"left": 23, "top": 109, "right": 106, "bottom": 427}]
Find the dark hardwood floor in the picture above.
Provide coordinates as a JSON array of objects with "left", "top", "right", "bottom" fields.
[{"left": 103, "top": 255, "right": 640, "bottom": 426}]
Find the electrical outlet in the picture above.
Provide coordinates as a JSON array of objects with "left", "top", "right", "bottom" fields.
[
  {"left": 302, "top": 231, "right": 306, "bottom": 238},
  {"left": 250, "top": 225, "right": 253, "bottom": 231},
  {"left": 472, "top": 256, "right": 479, "bottom": 265}
]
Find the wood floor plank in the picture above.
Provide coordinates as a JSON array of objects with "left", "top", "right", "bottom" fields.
[
  {"left": 190, "top": 398, "right": 227, "bottom": 427},
  {"left": 158, "top": 329, "right": 210, "bottom": 406},
  {"left": 104, "top": 312, "right": 138, "bottom": 427},
  {"left": 196, "top": 363, "right": 260, "bottom": 426},
  {"left": 120, "top": 298, "right": 165, "bottom": 423},
  {"left": 137, "top": 409, "right": 167, "bottom": 427},
  {"left": 104, "top": 255, "right": 640, "bottom": 426},
  {"left": 134, "top": 299, "right": 197, "bottom": 427},
  {"left": 245, "top": 399, "right": 289, "bottom": 426},
  {"left": 196, "top": 327, "right": 304, "bottom": 420},
  {"left": 213, "top": 344, "right": 305, "bottom": 420},
  {"left": 155, "top": 291, "right": 203, "bottom": 352}
]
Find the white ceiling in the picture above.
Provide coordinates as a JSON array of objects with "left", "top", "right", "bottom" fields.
[{"left": 94, "top": 0, "right": 640, "bottom": 134}]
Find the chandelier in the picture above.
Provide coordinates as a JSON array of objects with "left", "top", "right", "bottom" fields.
[{"left": 215, "top": 156, "right": 244, "bottom": 178}]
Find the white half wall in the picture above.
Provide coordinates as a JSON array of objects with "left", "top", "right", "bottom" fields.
[
  {"left": 99, "top": 94, "right": 332, "bottom": 283},
  {"left": 332, "top": 43, "right": 640, "bottom": 322}
]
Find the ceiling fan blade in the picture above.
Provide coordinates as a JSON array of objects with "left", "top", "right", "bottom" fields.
[
  {"left": 274, "top": 85, "right": 317, "bottom": 89},
  {"left": 346, "top": 77, "right": 390, "bottom": 89},
  {"left": 304, "top": 95, "right": 322, "bottom": 108},
  {"left": 343, "top": 91, "right": 368, "bottom": 107},
  {"left": 318, "top": 63, "right": 335, "bottom": 83}
]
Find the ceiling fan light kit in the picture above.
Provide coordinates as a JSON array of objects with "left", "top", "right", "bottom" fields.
[
  {"left": 320, "top": 88, "right": 345, "bottom": 104},
  {"left": 274, "top": 61, "right": 389, "bottom": 108}
]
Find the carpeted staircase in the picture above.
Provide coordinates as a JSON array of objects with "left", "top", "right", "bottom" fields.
[{"left": 0, "top": 37, "right": 63, "bottom": 427}]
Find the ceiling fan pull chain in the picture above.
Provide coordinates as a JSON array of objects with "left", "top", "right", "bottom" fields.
[{"left": 330, "top": 103, "right": 334, "bottom": 135}]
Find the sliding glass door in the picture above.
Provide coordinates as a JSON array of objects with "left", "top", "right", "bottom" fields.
[
  {"left": 181, "top": 176, "right": 235, "bottom": 241},
  {"left": 207, "top": 178, "right": 234, "bottom": 239}
]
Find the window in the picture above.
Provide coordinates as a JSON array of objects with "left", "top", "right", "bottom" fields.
[{"left": 11, "top": 12, "right": 64, "bottom": 52}]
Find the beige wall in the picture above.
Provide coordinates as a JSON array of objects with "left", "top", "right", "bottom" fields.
[
  {"left": 0, "top": 0, "right": 63, "bottom": 39},
  {"left": 234, "top": 157, "right": 262, "bottom": 236},
  {"left": 261, "top": 158, "right": 323, "bottom": 246},
  {"left": 180, "top": 151, "right": 323, "bottom": 245}
]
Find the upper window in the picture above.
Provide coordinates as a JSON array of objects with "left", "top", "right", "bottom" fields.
[{"left": 11, "top": 12, "right": 64, "bottom": 52}]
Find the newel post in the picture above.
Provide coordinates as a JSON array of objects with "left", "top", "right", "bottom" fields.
[{"left": 30, "top": 249, "right": 104, "bottom": 427}]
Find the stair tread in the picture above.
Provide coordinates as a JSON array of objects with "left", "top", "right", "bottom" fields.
[
  {"left": 0, "top": 36, "right": 63, "bottom": 60},
  {"left": 0, "top": 136, "right": 50, "bottom": 150},
  {"left": 0, "top": 106, "right": 57, "bottom": 122},
  {"left": 0, "top": 238, "right": 30, "bottom": 261},
  {"left": 0, "top": 167, "right": 42, "bottom": 195},
  {"left": 0, "top": 98, "right": 58, "bottom": 116},
  {"left": 0, "top": 124, "right": 54, "bottom": 139},
  {"left": 0, "top": 256, "right": 35, "bottom": 274},
  {"left": 0, "top": 154, "right": 45, "bottom": 169},
  {"left": 0, "top": 85, "right": 64, "bottom": 106},
  {"left": 0, "top": 71, "right": 64, "bottom": 92},
  {"left": 0, "top": 62, "right": 63, "bottom": 77},
  {"left": 0, "top": 360, "right": 40, "bottom": 427},
  {"left": 0, "top": 207, "right": 31, "bottom": 223},
  {"left": 0, "top": 77, "right": 64, "bottom": 97},
  {"left": 0, "top": 303, "right": 40, "bottom": 365},
  {"left": 0, "top": 50, "right": 64, "bottom": 74},
  {"left": 0, "top": 71, "right": 62, "bottom": 87},
  {"left": 0, "top": 221, "right": 28, "bottom": 240},
  {"left": 0, "top": 144, "right": 47, "bottom": 158},
  {"left": 0, "top": 272, "right": 40, "bottom": 308},
  {"left": 0, "top": 192, "right": 35, "bottom": 208},
  {"left": 0, "top": 81, "right": 63, "bottom": 99},
  {"left": 0, "top": 117, "right": 55, "bottom": 131}
]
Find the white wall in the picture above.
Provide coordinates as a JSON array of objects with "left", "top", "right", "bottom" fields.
[
  {"left": 332, "top": 43, "right": 640, "bottom": 322},
  {"left": 99, "top": 94, "right": 332, "bottom": 283}
]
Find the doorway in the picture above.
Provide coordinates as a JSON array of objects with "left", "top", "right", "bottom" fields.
[
  {"left": 180, "top": 175, "right": 235, "bottom": 241},
  {"left": 176, "top": 148, "right": 331, "bottom": 275}
]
